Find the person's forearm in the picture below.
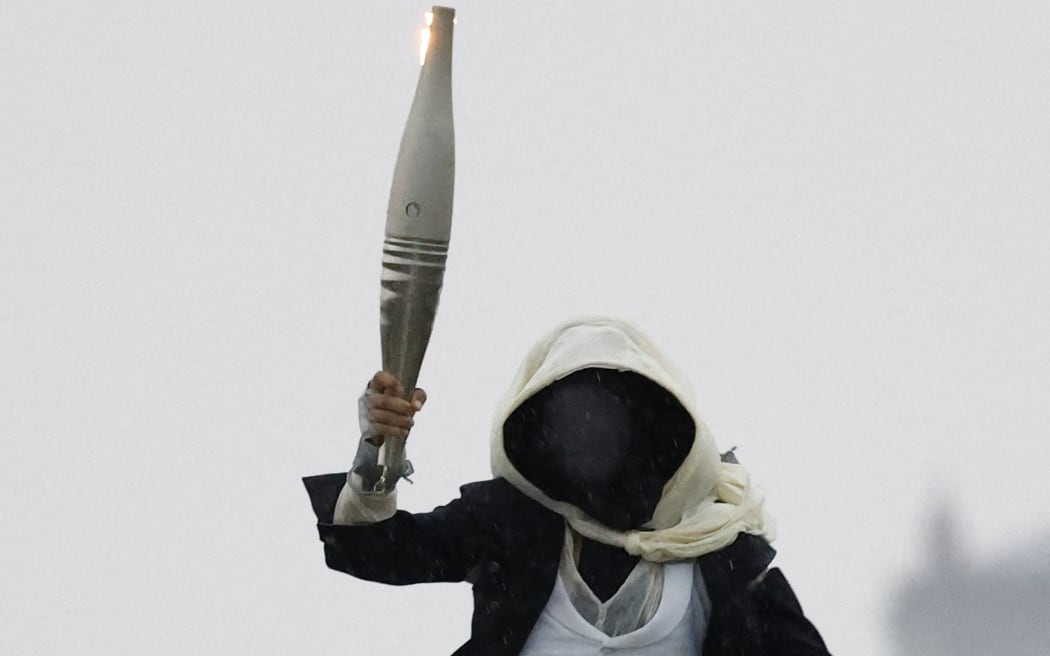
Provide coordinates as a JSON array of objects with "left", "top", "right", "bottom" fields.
[{"left": 331, "top": 428, "right": 400, "bottom": 525}]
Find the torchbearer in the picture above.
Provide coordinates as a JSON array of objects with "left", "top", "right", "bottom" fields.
[
  {"left": 304, "top": 316, "right": 832, "bottom": 654},
  {"left": 302, "top": 9, "right": 831, "bottom": 656}
]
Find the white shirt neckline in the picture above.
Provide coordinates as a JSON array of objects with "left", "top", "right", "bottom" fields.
[{"left": 546, "top": 543, "right": 696, "bottom": 649}]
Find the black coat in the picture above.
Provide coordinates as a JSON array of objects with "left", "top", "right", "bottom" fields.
[{"left": 304, "top": 473, "right": 831, "bottom": 656}]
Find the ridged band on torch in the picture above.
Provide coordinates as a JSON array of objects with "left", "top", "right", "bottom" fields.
[{"left": 376, "top": 6, "right": 456, "bottom": 492}]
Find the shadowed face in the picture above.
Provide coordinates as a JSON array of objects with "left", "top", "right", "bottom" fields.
[{"left": 503, "top": 368, "right": 695, "bottom": 531}]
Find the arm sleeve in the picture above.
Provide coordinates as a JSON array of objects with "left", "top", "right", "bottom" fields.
[
  {"left": 332, "top": 478, "right": 397, "bottom": 525},
  {"left": 751, "top": 567, "right": 832, "bottom": 655},
  {"left": 329, "top": 388, "right": 406, "bottom": 525},
  {"left": 331, "top": 429, "right": 399, "bottom": 526},
  {"left": 303, "top": 474, "right": 487, "bottom": 586}
]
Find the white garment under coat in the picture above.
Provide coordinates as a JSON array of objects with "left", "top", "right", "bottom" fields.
[{"left": 520, "top": 527, "right": 710, "bottom": 655}]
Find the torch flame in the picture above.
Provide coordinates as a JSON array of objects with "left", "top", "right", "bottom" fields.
[
  {"left": 419, "top": 27, "right": 430, "bottom": 65},
  {"left": 419, "top": 12, "right": 434, "bottom": 66}
]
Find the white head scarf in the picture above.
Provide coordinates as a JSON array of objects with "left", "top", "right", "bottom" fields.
[{"left": 490, "top": 317, "right": 774, "bottom": 563}]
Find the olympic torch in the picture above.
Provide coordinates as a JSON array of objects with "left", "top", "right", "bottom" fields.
[{"left": 374, "top": 6, "right": 456, "bottom": 492}]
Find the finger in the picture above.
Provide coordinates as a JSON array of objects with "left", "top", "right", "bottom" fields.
[
  {"left": 369, "top": 394, "right": 416, "bottom": 416},
  {"left": 377, "top": 381, "right": 405, "bottom": 400},
  {"left": 411, "top": 388, "right": 427, "bottom": 411},
  {"left": 371, "top": 408, "right": 415, "bottom": 430},
  {"left": 369, "top": 371, "right": 400, "bottom": 393}
]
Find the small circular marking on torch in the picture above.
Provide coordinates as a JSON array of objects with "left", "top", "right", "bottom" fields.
[{"left": 405, "top": 202, "right": 421, "bottom": 218}]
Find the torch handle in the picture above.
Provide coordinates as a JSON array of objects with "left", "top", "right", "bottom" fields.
[{"left": 378, "top": 435, "right": 408, "bottom": 490}]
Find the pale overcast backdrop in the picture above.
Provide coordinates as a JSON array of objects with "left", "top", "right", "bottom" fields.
[{"left": 2, "top": 2, "right": 1048, "bottom": 655}]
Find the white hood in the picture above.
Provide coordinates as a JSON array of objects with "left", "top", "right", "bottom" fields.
[{"left": 490, "top": 316, "right": 774, "bottom": 562}]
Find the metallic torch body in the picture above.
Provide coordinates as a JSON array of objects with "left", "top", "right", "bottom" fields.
[{"left": 377, "top": 7, "right": 456, "bottom": 491}]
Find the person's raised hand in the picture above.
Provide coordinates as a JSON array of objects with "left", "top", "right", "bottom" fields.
[{"left": 364, "top": 370, "right": 427, "bottom": 446}]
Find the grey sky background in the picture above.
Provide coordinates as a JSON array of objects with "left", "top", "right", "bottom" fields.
[{"left": 2, "top": 2, "right": 1048, "bottom": 655}]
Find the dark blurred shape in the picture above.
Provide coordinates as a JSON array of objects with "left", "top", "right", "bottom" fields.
[
  {"left": 503, "top": 368, "right": 695, "bottom": 531},
  {"left": 890, "top": 500, "right": 1050, "bottom": 656}
]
